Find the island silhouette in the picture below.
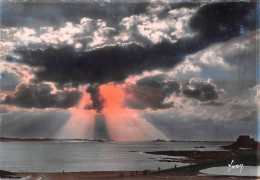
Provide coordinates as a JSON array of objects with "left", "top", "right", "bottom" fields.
[{"left": 221, "top": 135, "right": 260, "bottom": 150}]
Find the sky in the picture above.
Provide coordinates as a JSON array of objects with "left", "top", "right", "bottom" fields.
[{"left": 0, "top": 1, "right": 259, "bottom": 141}]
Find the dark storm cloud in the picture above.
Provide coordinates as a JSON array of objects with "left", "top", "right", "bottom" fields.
[
  {"left": 2, "top": 83, "right": 82, "bottom": 109},
  {"left": 0, "top": 111, "right": 70, "bottom": 138},
  {"left": 190, "top": 2, "right": 257, "bottom": 39},
  {"left": 183, "top": 79, "right": 218, "bottom": 102},
  {"left": 11, "top": 2, "right": 257, "bottom": 88},
  {"left": 162, "top": 80, "right": 181, "bottom": 96},
  {"left": 136, "top": 76, "right": 181, "bottom": 96},
  {"left": 124, "top": 85, "right": 173, "bottom": 110},
  {"left": 14, "top": 42, "right": 185, "bottom": 86},
  {"left": 136, "top": 76, "right": 163, "bottom": 88},
  {"left": 12, "top": 35, "right": 213, "bottom": 87},
  {"left": 85, "top": 85, "right": 106, "bottom": 113},
  {"left": 124, "top": 75, "right": 221, "bottom": 110},
  {"left": 2, "top": 2, "right": 148, "bottom": 28},
  {"left": 124, "top": 76, "right": 181, "bottom": 110},
  {"left": 2, "top": 2, "right": 203, "bottom": 28},
  {"left": 128, "top": 76, "right": 220, "bottom": 109}
]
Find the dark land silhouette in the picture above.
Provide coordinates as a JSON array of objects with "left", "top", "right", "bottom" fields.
[{"left": 221, "top": 135, "right": 260, "bottom": 150}]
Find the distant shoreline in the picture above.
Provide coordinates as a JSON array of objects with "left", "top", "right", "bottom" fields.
[
  {"left": 0, "top": 137, "right": 112, "bottom": 142},
  {"left": 0, "top": 137, "right": 233, "bottom": 142}
]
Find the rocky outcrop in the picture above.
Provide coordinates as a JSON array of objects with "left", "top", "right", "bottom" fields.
[{"left": 221, "top": 135, "right": 260, "bottom": 150}]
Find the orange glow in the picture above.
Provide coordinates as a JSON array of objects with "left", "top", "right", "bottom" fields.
[
  {"left": 77, "top": 91, "right": 92, "bottom": 110},
  {"left": 99, "top": 82, "right": 125, "bottom": 115},
  {"left": 98, "top": 83, "right": 168, "bottom": 141},
  {"left": 56, "top": 83, "right": 168, "bottom": 141}
]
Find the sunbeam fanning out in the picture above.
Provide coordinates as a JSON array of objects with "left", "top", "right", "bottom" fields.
[
  {"left": 99, "top": 83, "right": 168, "bottom": 141},
  {"left": 55, "top": 82, "right": 168, "bottom": 141},
  {"left": 55, "top": 110, "right": 96, "bottom": 139},
  {"left": 55, "top": 91, "right": 96, "bottom": 139}
]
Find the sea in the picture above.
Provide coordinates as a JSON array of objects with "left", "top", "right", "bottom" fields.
[{"left": 0, "top": 141, "right": 258, "bottom": 176}]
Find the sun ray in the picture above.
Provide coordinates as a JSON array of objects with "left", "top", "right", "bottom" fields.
[
  {"left": 55, "top": 82, "right": 168, "bottom": 141},
  {"left": 55, "top": 91, "right": 96, "bottom": 139},
  {"left": 55, "top": 110, "right": 96, "bottom": 139},
  {"left": 100, "top": 82, "right": 168, "bottom": 141}
]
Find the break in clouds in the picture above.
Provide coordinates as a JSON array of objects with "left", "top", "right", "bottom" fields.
[{"left": 0, "top": 1, "right": 258, "bottom": 140}]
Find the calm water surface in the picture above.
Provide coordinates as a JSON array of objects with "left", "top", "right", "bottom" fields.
[{"left": 0, "top": 141, "right": 231, "bottom": 172}]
